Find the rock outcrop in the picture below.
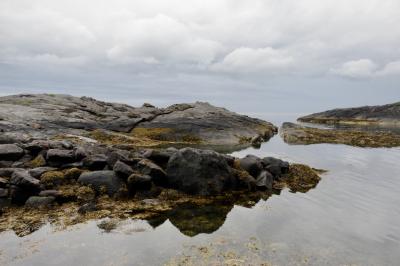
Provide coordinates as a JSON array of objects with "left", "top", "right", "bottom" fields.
[
  {"left": 280, "top": 122, "right": 400, "bottom": 148},
  {"left": 0, "top": 94, "right": 277, "bottom": 148},
  {"left": 298, "top": 102, "right": 400, "bottom": 125}
]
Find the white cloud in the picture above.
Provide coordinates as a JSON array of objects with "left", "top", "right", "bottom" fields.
[
  {"left": 211, "top": 47, "right": 294, "bottom": 74},
  {"left": 331, "top": 59, "right": 400, "bottom": 78},
  {"left": 330, "top": 59, "right": 378, "bottom": 78},
  {"left": 0, "top": 0, "right": 400, "bottom": 82}
]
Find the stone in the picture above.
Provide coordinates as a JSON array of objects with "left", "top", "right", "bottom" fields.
[
  {"left": 137, "top": 159, "right": 167, "bottom": 186},
  {"left": 78, "top": 202, "right": 97, "bottom": 214},
  {"left": 10, "top": 170, "right": 40, "bottom": 188},
  {"left": 83, "top": 154, "right": 108, "bottom": 170},
  {"left": 46, "top": 149, "right": 75, "bottom": 165},
  {"left": 239, "top": 155, "right": 263, "bottom": 177},
  {"left": 25, "top": 196, "right": 55, "bottom": 208},
  {"left": 0, "top": 144, "right": 24, "bottom": 161},
  {"left": 39, "top": 190, "right": 61, "bottom": 197},
  {"left": 127, "top": 173, "right": 152, "bottom": 193},
  {"left": 106, "top": 150, "right": 131, "bottom": 168},
  {"left": 166, "top": 148, "right": 235, "bottom": 195},
  {"left": 0, "top": 177, "right": 8, "bottom": 188},
  {"left": 78, "top": 170, "right": 125, "bottom": 196},
  {"left": 255, "top": 170, "right": 274, "bottom": 190},
  {"left": 0, "top": 188, "right": 8, "bottom": 198},
  {"left": 74, "top": 147, "right": 87, "bottom": 160},
  {"left": 261, "top": 157, "right": 289, "bottom": 179},
  {"left": 29, "top": 167, "right": 57, "bottom": 179},
  {"left": 113, "top": 160, "right": 134, "bottom": 178},
  {"left": 0, "top": 168, "right": 21, "bottom": 177}
]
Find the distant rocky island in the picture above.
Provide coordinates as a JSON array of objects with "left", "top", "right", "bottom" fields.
[
  {"left": 0, "top": 94, "right": 321, "bottom": 236},
  {"left": 298, "top": 102, "right": 400, "bottom": 125},
  {"left": 281, "top": 102, "right": 400, "bottom": 148}
]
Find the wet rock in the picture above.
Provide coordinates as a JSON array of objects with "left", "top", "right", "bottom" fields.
[
  {"left": 10, "top": 170, "right": 40, "bottom": 188},
  {"left": 113, "top": 160, "right": 134, "bottom": 178},
  {"left": 78, "top": 170, "right": 125, "bottom": 196},
  {"left": 255, "top": 171, "right": 273, "bottom": 190},
  {"left": 25, "top": 196, "right": 55, "bottom": 208},
  {"left": 83, "top": 154, "right": 108, "bottom": 170},
  {"left": 74, "top": 147, "right": 87, "bottom": 160},
  {"left": 0, "top": 168, "right": 21, "bottom": 177},
  {"left": 46, "top": 149, "right": 75, "bottom": 165},
  {"left": 0, "top": 188, "right": 8, "bottom": 198},
  {"left": 106, "top": 150, "right": 131, "bottom": 168},
  {"left": 0, "top": 144, "right": 24, "bottom": 161},
  {"left": 29, "top": 167, "right": 57, "bottom": 179},
  {"left": 239, "top": 155, "right": 263, "bottom": 177},
  {"left": 142, "top": 148, "right": 176, "bottom": 167},
  {"left": 166, "top": 148, "right": 235, "bottom": 195},
  {"left": 127, "top": 173, "right": 152, "bottom": 193},
  {"left": 0, "top": 177, "right": 8, "bottom": 188},
  {"left": 261, "top": 157, "right": 289, "bottom": 179},
  {"left": 137, "top": 159, "right": 167, "bottom": 186}
]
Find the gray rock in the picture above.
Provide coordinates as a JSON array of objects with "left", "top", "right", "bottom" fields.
[
  {"left": 106, "top": 150, "right": 131, "bottom": 168},
  {"left": 0, "top": 177, "right": 8, "bottom": 188},
  {"left": 0, "top": 144, "right": 24, "bottom": 161},
  {"left": 46, "top": 149, "right": 75, "bottom": 165},
  {"left": 261, "top": 157, "right": 289, "bottom": 179},
  {"left": 127, "top": 173, "right": 152, "bottom": 193},
  {"left": 298, "top": 101, "right": 400, "bottom": 125},
  {"left": 113, "top": 160, "right": 134, "bottom": 178},
  {"left": 255, "top": 171, "right": 273, "bottom": 190},
  {"left": 25, "top": 196, "right": 55, "bottom": 208},
  {"left": 78, "top": 170, "right": 125, "bottom": 196},
  {"left": 74, "top": 147, "right": 87, "bottom": 160},
  {"left": 137, "top": 159, "right": 167, "bottom": 186},
  {"left": 166, "top": 148, "right": 235, "bottom": 195},
  {"left": 39, "top": 190, "right": 61, "bottom": 197},
  {"left": 83, "top": 154, "right": 108, "bottom": 170},
  {"left": 239, "top": 155, "right": 263, "bottom": 177},
  {"left": 0, "top": 188, "right": 8, "bottom": 198},
  {"left": 0, "top": 167, "right": 22, "bottom": 177},
  {"left": 29, "top": 167, "right": 57, "bottom": 179},
  {"left": 10, "top": 170, "right": 40, "bottom": 188}
]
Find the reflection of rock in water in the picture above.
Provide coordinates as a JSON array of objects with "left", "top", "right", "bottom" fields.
[{"left": 147, "top": 201, "right": 233, "bottom": 237}]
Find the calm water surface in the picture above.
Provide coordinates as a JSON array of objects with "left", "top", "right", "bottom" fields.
[{"left": 1, "top": 114, "right": 399, "bottom": 265}]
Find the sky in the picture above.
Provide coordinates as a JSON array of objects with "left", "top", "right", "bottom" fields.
[{"left": 0, "top": 0, "right": 399, "bottom": 114}]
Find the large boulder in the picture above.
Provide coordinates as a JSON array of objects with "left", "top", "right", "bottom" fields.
[
  {"left": 166, "top": 148, "right": 235, "bottom": 195},
  {"left": 0, "top": 144, "right": 24, "bottom": 161},
  {"left": 78, "top": 170, "right": 125, "bottom": 196}
]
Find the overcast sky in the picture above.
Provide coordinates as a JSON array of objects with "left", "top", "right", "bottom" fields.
[{"left": 0, "top": 0, "right": 399, "bottom": 114}]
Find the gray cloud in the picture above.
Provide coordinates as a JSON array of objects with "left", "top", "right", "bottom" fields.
[{"left": 0, "top": 0, "right": 399, "bottom": 112}]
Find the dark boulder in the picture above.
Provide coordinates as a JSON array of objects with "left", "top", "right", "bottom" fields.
[
  {"left": 261, "top": 157, "right": 289, "bottom": 179},
  {"left": 127, "top": 173, "right": 152, "bottom": 193},
  {"left": 0, "top": 144, "right": 24, "bottom": 161},
  {"left": 166, "top": 148, "right": 235, "bottom": 195},
  {"left": 113, "top": 160, "right": 134, "bottom": 178},
  {"left": 78, "top": 170, "right": 125, "bottom": 196},
  {"left": 0, "top": 188, "right": 8, "bottom": 198},
  {"left": 106, "top": 150, "right": 131, "bottom": 168},
  {"left": 46, "top": 149, "right": 75, "bottom": 165},
  {"left": 74, "top": 147, "right": 88, "bottom": 161},
  {"left": 239, "top": 155, "right": 263, "bottom": 177},
  {"left": 10, "top": 170, "right": 40, "bottom": 188},
  {"left": 137, "top": 159, "right": 167, "bottom": 186},
  {"left": 83, "top": 154, "right": 108, "bottom": 170},
  {"left": 25, "top": 196, "right": 55, "bottom": 208},
  {"left": 142, "top": 148, "right": 177, "bottom": 167}
]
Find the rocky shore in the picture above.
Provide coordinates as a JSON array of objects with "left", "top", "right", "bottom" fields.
[
  {"left": 280, "top": 122, "right": 400, "bottom": 148},
  {"left": 0, "top": 94, "right": 322, "bottom": 236},
  {"left": 298, "top": 102, "right": 400, "bottom": 125}
]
